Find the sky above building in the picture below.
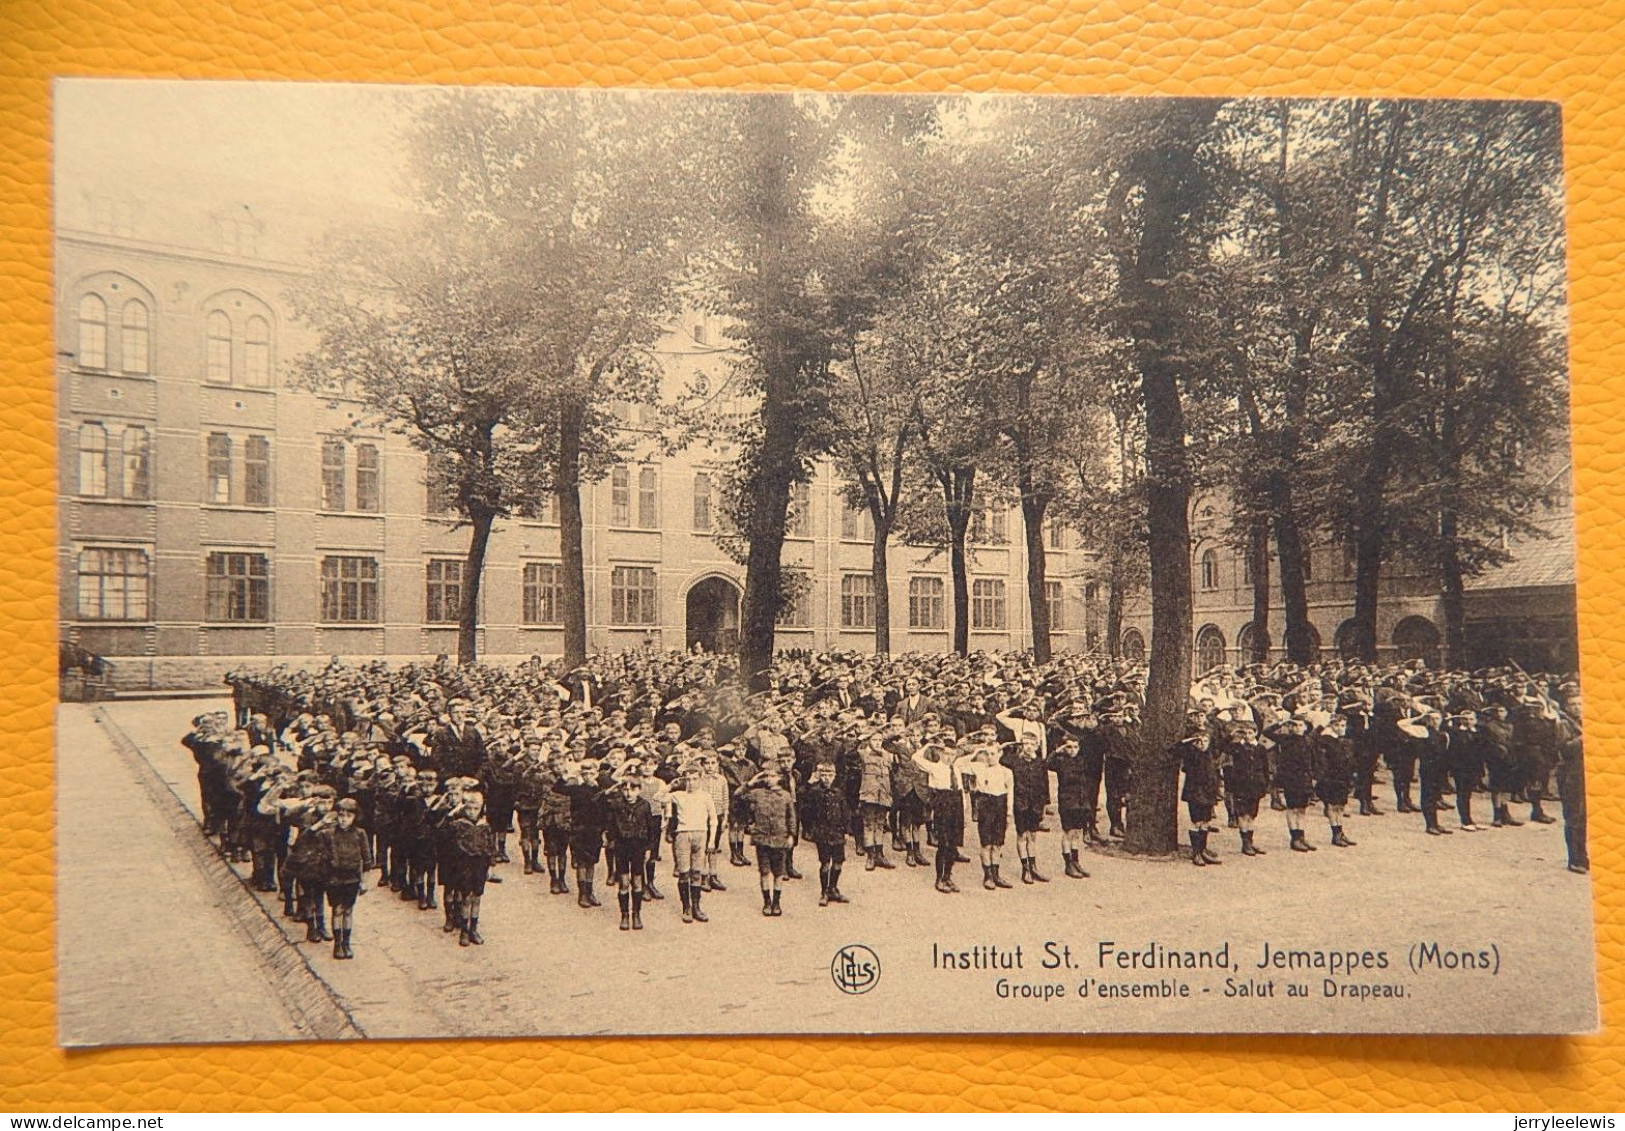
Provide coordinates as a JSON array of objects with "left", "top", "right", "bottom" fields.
[{"left": 56, "top": 79, "right": 416, "bottom": 210}]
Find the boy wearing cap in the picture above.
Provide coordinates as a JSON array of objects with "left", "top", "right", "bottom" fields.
[
  {"left": 539, "top": 755, "right": 574, "bottom": 894},
  {"left": 605, "top": 768, "right": 654, "bottom": 930},
  {"left": 321, "top": 798, "right": 373, "bottom": 959},
  {"left": 857, "top": 730, "right": 897, "bottom": 872},
  {"left": 512, "top": 742, "right": 548, "bottom": 876},
  {"left": 911, "top": 742, "right": 965, "bottom": 893},
  {"left": 1043, "top": 731, "right": 1094, "bottom": 879},
  {"left": 798, "top": 761, "right": 851, "bottom": 906},
  {"left": 286, "top": 787, "right": 336, "bottom": 942},
  {"left": 690, "top": 753, "right": 733, "bottom": 892},
  {"left": 1313, "top": 715, "right": 1358, "bottom": 848},
  {"left": 1100, "top": 709, "right": 1138, "bottom": 839},
  {"left": 1269, "top": 718, "right": 1318, "bottom": 852},
  {"left": 745, "top": 770, "right": 797, "bottom": 916},
  {"left": 960, "top": 747, "right": 1014, "bottom": 890},
  {"left": 1222, "top": 718, "right": 1270, "bottom": 856},
  {"left": 1445, "top": 712, "right": 1485, "bottom": 831},
  {"left": 1001, "top": 735, "right": 1051, "bottom": 883},
  {"left": 557, "top": 760, "right": 608, "bottom": 909},
  {"left": 1178, "top": 729, "right": 1223, "bottom": 866},
  {"left": 446, "top": 790, "right": 496, "bottom": 946}
]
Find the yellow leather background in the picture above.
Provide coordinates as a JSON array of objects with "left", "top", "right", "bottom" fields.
[{"left": 3, "top": 0, "right": 1621, "bottom": 1112}]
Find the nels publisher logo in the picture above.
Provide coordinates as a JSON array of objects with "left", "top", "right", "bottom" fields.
[{"left": 831, "top": 943, "right": 881, "bottom": 995}]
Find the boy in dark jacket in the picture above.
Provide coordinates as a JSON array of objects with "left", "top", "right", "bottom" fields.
[
  {"left": 798, "top": 761, "right": 851, "bottom": 907},
  {"left": 321, "top": 797, "right": 374, "bottom": 959}
]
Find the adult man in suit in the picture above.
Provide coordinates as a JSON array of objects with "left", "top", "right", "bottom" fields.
[{"left": 428, "top": 698, "right": 487, "bottom": 781}]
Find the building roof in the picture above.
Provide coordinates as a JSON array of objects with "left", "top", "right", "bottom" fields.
[{"left": 1466, "top": 463, "right": 1577, "bottom": 592}]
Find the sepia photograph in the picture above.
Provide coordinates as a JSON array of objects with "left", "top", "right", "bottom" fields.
[{"left": 53, "top": 80, "right": 1594, "bottom": 1044}]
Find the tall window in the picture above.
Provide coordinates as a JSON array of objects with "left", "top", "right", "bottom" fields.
[
  {"left": 787, "top": 481, "right": 810, "bottom": 537},
  {"left": 522, "top": 562, "right": 562, "bottom": 625},
  {"left": 610, "top": 565, "right": 658, "bottom": 625},
  {"left": 320, "top": 440, "right": 346, "bottom": 510},
  {"left": 1200, "top": 548, "right": 1220, "bottom": 590},
  {"left": 637, "top": 465, "right": 659, "bottom": 528},
  {"left": 1302, "top": 548, "right": 1314, "bottom": 582},
  {"left": 692, "top": 472, "right": 713, "bottom": 531},
  {"left": 244, "top": 316, "right": 271, "bottom": 388},
  {"left": 840, "top": 574, "right": 876, "bottom": 629},
  {"left": 205, "top": 552, "right": 269, "bottom": 622},
  {"left": 205, "top": 311, "right": 232, "bottom": 384},
  {"left": 355, "top": 444, "right": 380, "bottom": 512},
  {"left": 425, "top": 455, "right": 458, "bottom": 516},
  {"left": 244, "top": 436, "right": 270, "bottom": 506},
  {"left": 77, "top": 295, "right": 107, "bottom": 370},
  {"left": 971, "top": 507, "right": 1008, "bottom": 544},
  {"left": 841, "top": 502, "right": 874, "bottom": 541},
  {"left": 425, "top": 559, "right": 463, "bottom": 623},
  {"left": 320, "top": 556, "right": 379, "bottom": 623},
  {"left": 972, "top": 578, "right": 1007, "bottom": 630},
  {"left": 1196, "top": 625, "right": 1228, "bottom": 672},
  {"left": 777, "top": 592, "right": 811, "bottom": 628},
  {"left": 119, "top": 301, "right": 149, "bottom": 375},
  {"left": 77, "top": 423, "right": 108, "bottom": 497},
  {"left": 521, "top": 494, "right": 556, "bottom": 524},
  {"left": 908, "top": 576, "right": 945, "bottom": 630},
  {"left": 1046, "top": 580, "right": 1065, "bottom": 631},
  {"left": 1047, "top": 520, "right": 1067, "bottom": 550},
  {"left": 76, "top": 547, "right": 150, "bottom": 620},
  {"left": 121, "top": 425, "right": 150, "bottom": 500},
  {"left": 611, "top": 466, "right": 631, "bottom": 526},
  {"left": 206, "top": 433, "right": 232, "bottom": 504}
]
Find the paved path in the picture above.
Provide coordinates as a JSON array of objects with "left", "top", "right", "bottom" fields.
[
  {"left": 57, "top": 705, "right": 316, "bottom": 1046},
  {"left": 60, "top": 698, "right": 1600, "bottom": 1042}
]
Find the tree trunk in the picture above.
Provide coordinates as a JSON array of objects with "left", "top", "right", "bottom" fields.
[
  {"left": 870, "top": 518, "right": 892, "bottom": 655},
  {"left": 1248, "top": 515, "right": 1270, "bottom": 662},
  {"left": 1118, "top": 104, "right": 1216, "bottom": 857},
  {"left": 1269, "top": 477, "right": 1315, "bottom": 663},
  {"left": 738, "top": 406, "right": 796, "bottom": 682},
  {"left": 736, "top": 95, "right": 801, "bottom": 686},
  {"left": 1440, "top": 509, "right": 1466, "bottom": 669},
  {"left": 1021, "top": 491, "right": 1051, "bottom": 662},
  {"left": 1350, "top": 513, "right": 1384, "bottom": 663},
  {"left": 456, "top": 505, "right": 495, "bottom": 666},
  {"left": 941, "top": 467, "right": 975, "bottom": 656},
  {"left": 1106, "top": 551, "right": 1126, "bottom": 659},
  {"left": 557, "top": 404, "right": 589, "bottom": 670}
]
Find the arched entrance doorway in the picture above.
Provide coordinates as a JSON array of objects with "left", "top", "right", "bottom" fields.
[
  {"left": 686, "top": 576, "right": 741, "bottom": 654},
  {"left": 1393, "top": 615, "right": 1441, "bottom": 668}
]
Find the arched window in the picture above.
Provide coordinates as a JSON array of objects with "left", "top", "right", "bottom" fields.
[
  {"left": 244, "top": 315, "right": 271, "bottom": 387},
  {"left": 1195, "top": 624, "right": 1227, "bottom": 673},
  {"left": 120, "top": 425, "right": 150, "bottom": 499},
  {"left": 78, "top": 294, "right": 107, "bottom": 369},
  {"left": 1334, "top": 618, "right": 1360, "bottom": 659},
  {"left": 1238, "top": 622, "right": 1271, "bottom": 663},
  {"left": 1392, "top": 616, "right": 1441, "bottom": 668},
  {"left": 120, "top": 300, "right": 150, "bottom": 375},
  {"left": 1200, "top": 548, "right": 1220, "bottom": 590},
  {"left": 205, "top": 311, "right": 232, "bottom": 384},
  {"left": 77, "top": 423, "right": 108, "bottom": 497},
  {"left": 1120, "top": 628, "right": 1147, "bottom": 664}
]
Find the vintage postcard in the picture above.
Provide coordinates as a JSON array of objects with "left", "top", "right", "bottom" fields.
[{"left": 53, "top": 80, "right": 1595, "bottom": 1042}]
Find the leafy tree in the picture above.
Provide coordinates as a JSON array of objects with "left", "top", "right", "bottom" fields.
[
  {"left": 295, "top": 89, "right": 693, "bottom": 665},
  {"left": 702, "top": 94, "right": 936, "bottom": 680},
  {"left": 1101, "top": 99, "right": 1228, "bottom": 855}
]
